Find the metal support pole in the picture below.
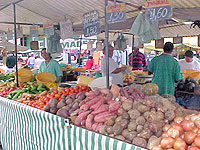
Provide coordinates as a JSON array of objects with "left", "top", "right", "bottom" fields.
[
  {"left": 13, "top": 3, "right": 19, "bottom": 87},
  {"left": 105, "top": 0, "right": 109, "bottom": 88},
  {"left": 79, "top": 35, "right": 82, "bottom": 67},
  {"left": 131, "top": 35, "right": 134, "bottom": 67}
]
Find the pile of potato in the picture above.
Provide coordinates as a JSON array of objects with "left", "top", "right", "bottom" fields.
[
  {"left": 99, "top": 94, "right": 198, "bottom": 149},
  {"left": 43, "top": 92, "right": 86, "bottom": 119}
]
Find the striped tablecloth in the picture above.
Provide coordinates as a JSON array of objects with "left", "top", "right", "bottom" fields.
[{"left": 0, "top": 97, "right": 146, "bottom": 150}]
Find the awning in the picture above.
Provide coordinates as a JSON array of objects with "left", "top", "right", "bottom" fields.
[{"left": 0, "top": 41, "right": 28, "bottom": 51}]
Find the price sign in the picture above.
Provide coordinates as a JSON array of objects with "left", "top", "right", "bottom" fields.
[
  {"left": 30, "top": 25, "right": 38, "bottom": 37},
  {"left": 43, "top": 23, "right": 54, "bottom": 37},
  {"left": 145, "top": 0, "right": 172, "bottom": 21},
  {"left": 83, "top": 10, "right": 100, "bottom": 37},
  {"left": 106, "top": 3, "right": 126, "bottom": 23},
  {"left": 60, "top": 19, "right": 73, "bottom": 40}
]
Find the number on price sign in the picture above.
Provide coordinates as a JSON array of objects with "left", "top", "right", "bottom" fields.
[{"left": 83, "top": 10, "right": 100, "bottom": 37}]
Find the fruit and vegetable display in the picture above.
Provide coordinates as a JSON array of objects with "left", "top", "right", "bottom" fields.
[{"left": 0, "top": 72, "right": 15, "bottom": 82}]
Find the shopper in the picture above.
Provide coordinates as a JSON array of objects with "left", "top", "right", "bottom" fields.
[
  {"left": 27, "top": 53, "right": 35, "bottom": 68},
  {"left": 6, "top": 51, "right": 16, "bottom": 73},
  {"left": 39, "top": 48, "right": 63, "bottom": 82},
  {"left": 148, "top": 42, "right": 182, "bottom": 95},
  {"left": 101, "top": 45, "right": 126, "bottom": 86},
  {"left": 128, "top": 47, "right": 147, "bottom": 70},
  {"left": 85, "top": 56, "right": 93, "bottom": 70},
  {"left": 34, "top": 55, "right": 43, "bottom": 70},
  {"left": 179, "top": 50, "right": 200, "bottom": 72}
]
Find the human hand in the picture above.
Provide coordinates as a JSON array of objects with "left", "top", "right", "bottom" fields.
[{"left": 120, "top": 66, "right": 126, "bottom": 71}]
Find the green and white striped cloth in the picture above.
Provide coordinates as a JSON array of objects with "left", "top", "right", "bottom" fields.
[{"left": 0, "top": 97, "right": 146, "bottom": 150}]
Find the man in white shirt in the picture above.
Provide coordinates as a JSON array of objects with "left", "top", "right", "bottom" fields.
[
  {"left": 34, "top": 55, "right": 43, "bottom": 70},
  {"left": 101, "top": 45, "right": 126, "bottom": 86},
  {"left": 27, "top": 53, "right": 35, "bottom": 68},
  {"left": 179, "top": 50, "right": 200, "bottom": 72}
]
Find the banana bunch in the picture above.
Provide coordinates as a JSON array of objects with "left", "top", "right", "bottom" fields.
[{"left": 0, "top": 81, "right": 16, "bottom": 91}]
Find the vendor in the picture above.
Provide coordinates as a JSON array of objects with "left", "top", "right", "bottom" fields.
[
  {"left": 148, "top": 42, "right": 182, "bottom": 95},
  {"left": 101, "top": 45, "right": 126, "bottom": 86},
  {"left": 179, "top": 50, "right": 200, "bottom": 72},
  {"left": 85, "top": 56, "right": 93, "bottom": 70},
  {"left": 39, "top": 48, "right": 63, "bottom": 82}
]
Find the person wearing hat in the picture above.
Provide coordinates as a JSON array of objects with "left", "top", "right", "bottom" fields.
[
  {"left": 39, "top": 48, "right": 63, "bottom": 82},
  {"left": 179, "top": 50, "right": 200, "bottom": 72},
  {"left": 148, "top": 42, "right": 182, "bottom": 95}
]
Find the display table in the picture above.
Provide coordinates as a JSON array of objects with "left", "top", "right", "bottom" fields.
[{"left": 0, "top": 97, "right": 146, "bottom": 150}]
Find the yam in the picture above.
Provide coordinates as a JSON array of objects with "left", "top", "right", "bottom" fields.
[
  {"left": 128, "top": 121, "right": 137, "bottom": 131},
  {"left": 113, "top": 124, "right": 123, "bottom": 135},
  {"left": 128, "top": 110, "right": 141, "bottom": 120},
  {"left": 117, "top": 108, "right": 125, "bottom": 116},
  {"left": 122, "top": 129, "right": 137, "bottom": 141},
  {"left": 69, "top": 93, "right": 76, "bottom": 100},
  {"left": 48, "top": 98, "right": 58, "bottom": 108},
  {"left": 115, "top": 116, "right": 123, "bottom": 124},
  {"left": 122, "top": 100, "right": 133, "bottom": 111},
  {"left": 106, "top": 126, "right": 114, "bottom": 134},
  {"left": 136, "top": 125, "right": 143, "bottom": 133},
  {"left": 56, "top": 108, "right": 69, "bottom": 118},
  {"left": 138, "top": 128, "right": 152, "bottom": 139},
  {"left": 115, "top": 135, "right": 125, "bottom": 141},
  {"left": 137, "top": 104, "right": 150, "bottom": 113},
  {"left": 164, "top": 110, "right": 175, "bottom": 121},
  {"left": 132, "top": 137, "right": 147, "bottom": 148},
  {"left": 136, "top": 116, "right": 146, "bottom": 125},
  {"left": 99, "top": 125, "right": 107, "bottom": 135},
  {"left": 50, "top": 107, "right": 58, "bottom": 114}
]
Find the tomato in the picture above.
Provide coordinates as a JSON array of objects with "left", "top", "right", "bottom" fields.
[
  {"left": 74, "top": 90, "right": 78, "bottom": 93},
  {"left": 51, "top": 93, "right": 55, "bottom": 97},
  {"left": 86, "top": 89, "right": 90, "bottom": 92},
  {"left": 65, "top": 88, "right": 69, "bottom": 93},
  {"left": 74, "top": 86, "right": 79, "bottom": 90},
  {"left": 69, "top": 91, "right": 74, "bottom": 95},
  {"left": 55, "top": 94, "right": 61, "bottom": 99},
  {"left": 64, "top": 87, "right": 69, "bottom": 90},
  {"left": 70, "top": 89, "right": 74, "bottom": 93},
  {"left": 61, "top": 90, "right": 65, "bottom": 94},
  {"left": 81, "top": 86, "right": 86, "bottom": 90},
  {"left": 69, "top": 87, "right": 73, "bottom": 91},
  {"left": 78, "top": 89, "right": 82, "bottom": 92},
  {"left": 53, "top": 90, "right": 58, "bottom": 94}
]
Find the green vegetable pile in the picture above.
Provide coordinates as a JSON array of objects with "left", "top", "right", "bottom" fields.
[{"left": 0, "top": 73, "right": 15, "bottom": 82}]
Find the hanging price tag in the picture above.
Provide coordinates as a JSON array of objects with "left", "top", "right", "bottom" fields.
[
  {"left": 145, "top": 0, "right": 172, "bottom": 21},
  {"left": 30, "top": 25, "right": 38, "bottom": 37},
  {"left": 106, "top": 3, "right": 126, "bottom": 23}
]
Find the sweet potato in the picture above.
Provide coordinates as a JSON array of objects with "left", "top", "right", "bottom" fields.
[
  {"left": 132, "top": 137, "right": 147, "bottom": 148},
  {"left": 94, "top": 111, "right": 115, "bottom": 123},
  {"left": 104, "top": 92, "right": 113, "bottom": 101},
  {"left": 85, "top": 114, "right": 94, "bottom": 130},
  {"left": 109, "top": 101, "right": 121, "bottom": 112},
  {"left": 74, "top": 110, "right": 91, "bottom": 125},
  {"left": 81, "top": 120, "right": 86, "bottom": 126},
  {"left": 92, "top": 123, "right": 98, "bottom": 131},
  {"left": 85, "top": 91, "right": 95, "bottom": 97},
  {"left": 96, "top": 123, "right": 103, "bottom": 132},
  {"left": 110, "top": 84, "right": 120, "bottom": 98},
  {"left": 84, "top": 97, "right": 100, "bottom": 107},
  {"left": 100, "top": 88, "right": 110, "bottom": 95},
  {"left": 93, "top": 88, "right": 101, "bottom": 96},
  {"left": 90, "top": 97, "right": 105, "bottom": 110},
  {"left": 107, "top": 100, "right": 115, "bottom": 105},
  {"left": 91, "top": 104, "right": 109, "bottom": 115},
  {"left": 120, "top": 96, "right": 127, "bottom": 102},
  {"left": 80, "top": 104, "right": 89, "bottom": 111}
]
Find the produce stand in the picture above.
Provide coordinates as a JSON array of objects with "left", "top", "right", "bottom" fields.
[{"left": 0, "top": 96, "right": 146, "bottom": 150}]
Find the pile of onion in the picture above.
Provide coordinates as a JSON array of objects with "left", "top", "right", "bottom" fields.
[{"left": 152, "top": 113, "right": 200, "bottom": 150}]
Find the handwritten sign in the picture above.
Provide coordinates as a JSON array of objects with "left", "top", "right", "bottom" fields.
[
  {"left": 30, "top": 25, "right": 38, "bottom": 37},
  {"left": 83, "top": 10, "right": 100, "bottom": 37},
  {"left": 145, "top": 0, "right": 172, "bottom": 21},
  {"left": 155, "top": 38, "right": 164, "bottom": 48},
  {"left": 30, "top": 41, "right": 39, "bottom": 50},
  {"left": 173, "top": 37, "right": 182, "bottom": 44},
  {"left": 43, "top": 23, "right": 54, "bottom": 37},
  {"left": 106, "top": 3, "right": 126, "bottom": 23},
  {"left": 60, "top": 19, "right": 73, "bottom": 40}
]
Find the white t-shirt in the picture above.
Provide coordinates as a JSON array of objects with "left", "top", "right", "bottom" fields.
[
  {"left": 27, "top": 57, "right": 35, "bottom": 65},
  {"left": 179, "top": 59, "right": 200, "bottom": 72},
  {"left": 34, "top": 58, "right": 43, "bottom": 69},
  {"left": 101, "top": 57, "right": 123, "bottom": 85}
]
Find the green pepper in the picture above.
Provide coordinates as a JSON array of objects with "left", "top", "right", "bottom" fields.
[
  {"left": 12, "top": 92, "right": 21, "bottom": 99},
  {"left": 9, "top": 89, "right": 22, "bottom": 94},
  {"left": 37, "top": 84, "right": 44, "bottom": 91},
  {"left": 37, "top": 87, "right": 46, "bottom": 92},
  {"left": 31, "top": 90, "right": 38, "bottom": 94},
  {"left": 31, "top": 85, "right": 37, "bottom": 91}
]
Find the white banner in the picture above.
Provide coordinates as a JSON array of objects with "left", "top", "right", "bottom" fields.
[{"left": 60, "top": 19, "right": 73, "bottom": 40}]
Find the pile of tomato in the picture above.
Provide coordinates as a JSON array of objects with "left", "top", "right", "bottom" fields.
[{"left": 0, "top": 87, "right": 16, "bottom": 97}]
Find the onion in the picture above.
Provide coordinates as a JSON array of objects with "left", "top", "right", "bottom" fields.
[
  {"left": 174, "top": 116, "right": 184, "bottom": 124},
  {"left": 172, "top": 123, "right": 184, "bottom": 134},
  {"left": 160, "top": 137, "right": 175, "bottom": 149},
  {"left": 151, "top": 145, "right": 163, "bottom": 150},
  {"left": 167, "top": 128, "right": 180, "bottom": 139},
  {"left": 184, "top": 131, "right": 197, "bottom": 144},
  {"left": 163, "top": 124, "right": 171, "bottom": 132},
  {"left": 195, "top": 119, "right": 200, "bottom": 129},
  {"left": 191, "top": 115, "right": 200, "bottom": 122},
  {"left": 181, "top": 120, "right": 195, "bottom": 131},
  {"left": 193, "top": 128, "right": 199, "bottom": 133},
  {"left": 173, "top": 138, "right": 187, "bottom": 150},
  {"left": 188, "top": 146, "right": 200, "bottom": 150},
  {"left": 194, "top": 136, "right": 200, "bottom": 148},
  {"left": 185, "top": 115, "right": 191, "bottom": 120},
  {"left": 161, "top": 132, "right": 168, "bottom": 138}
]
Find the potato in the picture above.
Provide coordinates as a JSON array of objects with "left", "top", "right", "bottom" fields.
[
  {"left": 105, "top": 118, "right": 115, "bottom": 126},
  {"left": 136, "top": 116, "right": 145, "bottom": 125},
  {"left": 69, "top": 93, "right": 76, "bottom": 100},
  {"left": 72, "top": 102, "right": 79, "bottom": 111},
  {"left": 63, "top": 105, "right": 70, "bottom": 111},
  {"left": 128, "top": 121, "right": 137, "bottom": 131},
  {"left": 122, "top": 129, "right": 136, "bottom": 141},
  {"left": 164, "top": 110, "right": 175, "bottom": 121},
  {"left": 122, "top": 111, "right": 130, "bottom": 119},
  {"left": 65, "top": 98, "right": 73, "bottom": 105},
  {"left": 115, "top": 116, "right": 123, "bottom": 124},
  {"left": 109, "top": 134, "right": 114, "bottom": 138},
  {"left": 138, "top": 128, "right": 152, "bottom": 139},
  {"left": 48, "top": 98, "right": 58, "bottom": 108},
  {"left": 128, "top": 110, "right": 141, "bottom": 120},
  {"left": 57, "top": 100, "right": 66, "bottom": 109},
  {"left": 132, "top": 137, "right": 147, "bottom": 148},
  {"left": 43, "top": 105, "right": 50, "bottom": 112},
  {"left": 155, "top": 129, "right": 162, "bottom": 137},
  {"left": 156, "top": 111, "right": 164, "bottom": 120},
  {"left": 50, "top": 107, "right": 58, "bottom": 114},
  {"left": 117, "top": 108, "right": 125, "bottom": 116},
  {"left": 143, "top": 111, "right": 151, "bottom": 120},
  {"left": 147, "top": 136, "right": 161, "bottom": 149},
  {"left": 56, "top": 108, "right": 69, "bottom": 118},
  {"left": 137, "top": 104, "right": 150, "bottom": 113},
  {"left": 99, "top": 125, "right": 107, "bottom": 135},
  {"left": 120, "top": 119, "right": 129, "bottom": 129},
  {"left": 106, "top": 126, "right": 114, "bottom": 134},
  {"left": 115, "top": 135, "right": 125, "bottom": 141},
  {"left": 113, "top": 124, "right": 123, "bottom": 135},
  {"left": 143, "top": 122, "right": 150, "bottom": 129},
  {"left": 122, "top": 100, "right": 133, "bottom": 111},
  {"left": 136, "top": 125, "right": 143, "bottom": 133}
]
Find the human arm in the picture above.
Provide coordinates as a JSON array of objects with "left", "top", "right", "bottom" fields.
[
  {"left": 112, "top": 66, "right": 126, "bottom": 74},
  {"left": 147, "top": 59, "right": 154, "bottom": 75},
  {"left": 174, "top": 63, "right": 182, "bottom": 82}
]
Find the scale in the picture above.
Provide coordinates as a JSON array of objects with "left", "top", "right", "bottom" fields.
[{"left": 133, "top": 75, "right": 153, "bottom": 84}]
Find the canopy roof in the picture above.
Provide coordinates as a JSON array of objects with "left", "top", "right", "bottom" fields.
[
  {"left": 0, "top": 41, "right": 28, "bottom": 51},
  {"left": 0, "top": 0, "right": 200, "bottom": 38}
]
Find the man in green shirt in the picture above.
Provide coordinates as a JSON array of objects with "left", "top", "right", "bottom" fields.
[
  {"left": 39, "top": 48, "right": 63, "bottom": 82},
  {"left": 148, "top": 42, "right": 182, "bottom": 95}
]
